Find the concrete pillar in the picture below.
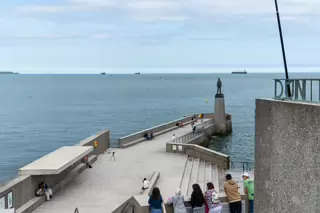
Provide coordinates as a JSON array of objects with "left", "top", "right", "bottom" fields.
[
  {"left": 214, "top": 78, "right": 227, "bottom": 135},
  {"left": 214, "top": 94, "right": 227, "bottom": 134}
]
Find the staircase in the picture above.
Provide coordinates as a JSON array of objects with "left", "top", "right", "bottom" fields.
[{"left": 180, "top": 156, "right": 220, "bottom": 200}]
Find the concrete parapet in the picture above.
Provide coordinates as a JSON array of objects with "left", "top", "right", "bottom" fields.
[
  {"left": 255, "top": 99, "right": 320, "bottom": 213},
  {"left": 78, "top": 129, "right": 110, "bottom": 155},
  {"left": 118, "top": 115, "right": 195, "bottom": 148},
  {"left": 166, "top": 143, "right": 230, "bottom": 170}
]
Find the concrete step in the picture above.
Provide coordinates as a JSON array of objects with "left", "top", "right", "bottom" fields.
[
  {"left": 211, "top": 165, "right": 219, "bottom": 192},
  {"left": 187, "top": 158, "right": 200, "bottom": 198},
  {"left": 197, "top": 160, "right": 206, "bottom": 193},
  {"left": 180, "top": 157, "right": 194, "bottom": 198},
  {"left": 205, "top": 162, "right": 212, "bottom": 185}
]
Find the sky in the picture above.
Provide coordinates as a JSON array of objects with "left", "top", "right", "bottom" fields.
[{"left": 1, "top": 0, "right": 320, "bottom": 73}]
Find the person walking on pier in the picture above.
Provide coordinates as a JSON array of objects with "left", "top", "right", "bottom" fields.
[
  {"left": 224, "top": 174, "right": 241, "bottom": 213},
  {"left": 242, "top": 173, "right": 254, "bottom": 213},
  {"left": 148, "top": 187, "right": 164, "bottom": 213},
  {"left": 191, "top": 183, "right": 205, "bottom": 213},
  {"left": 109, "top": 152, "right": 116, "bottom": 161},
  {"left": 205, "top": 182, "right": 222, "bottom": 213},
  {"left": 167, "top": 188, "right": 187, "bottom": 213},
  {"left": 140, "top": 178, "right": 150, "bottom": 193}
]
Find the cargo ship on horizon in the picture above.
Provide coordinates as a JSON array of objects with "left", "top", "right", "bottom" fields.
[{"left": 231, "top": 70, "right": 247, "bottom": 74}]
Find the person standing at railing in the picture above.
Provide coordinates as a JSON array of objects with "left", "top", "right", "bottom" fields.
[
  {"left": 205, "top": 182, "right": 222, "bottom": 213},
  {"left": 242, "top": 173, "right": 254, "bottom": 213},
  {"left": 167, "top": 188, "right": 187, "bottom": 213},
  {"left": 148, "top": 187, "right": 164, "bottom": 213},
  {"left": 224, "top": 174, "right": 241, "bottom": 213}
]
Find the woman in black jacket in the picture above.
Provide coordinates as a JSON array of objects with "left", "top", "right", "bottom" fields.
[{"left": 191, "top": 183, "right": 205, "bottom": 213}]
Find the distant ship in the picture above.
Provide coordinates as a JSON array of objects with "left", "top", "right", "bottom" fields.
[
  {"left": 134, "top": 72, "right": 140, "bottom": 75},
  {"left": 101, "top": 72, "right": 106, "bottom": 75},
  {"left": 0, "top": 71, "right": 19, "bottom": 74},
  {"left": 231, "top": 70, "right": 247, "bottom": 74}
]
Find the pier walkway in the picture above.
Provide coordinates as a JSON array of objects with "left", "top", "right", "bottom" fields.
[{"left": 32, "top": 120, "right": 208, "bottom": 213}]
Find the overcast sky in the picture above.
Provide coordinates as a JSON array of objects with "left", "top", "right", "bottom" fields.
[{"left": 1, "top": 0, "right": 320, "bottom": 73}]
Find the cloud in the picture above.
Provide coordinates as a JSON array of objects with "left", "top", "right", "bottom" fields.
[
  {"left": 0, "top": 33, "right": 111, "bottom": 40},
  {"left": 158, "top": 16, "right": 188, "bottom": 21},
  {"left": 17, "top": 5, "right": 68, "bottom": 13},
  {"left": 91, "top": 33, "right": 110, "bottom": 39},
  {"left": 16, "top": 0, "right": 320, "bottom": 25}
]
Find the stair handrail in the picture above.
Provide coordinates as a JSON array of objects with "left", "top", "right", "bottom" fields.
[
  {"left": 179, "top": 156, "right": 190, "bottom": 188},
  {"left": 120, "top": 202, "right": 130, "bottom": 213}
]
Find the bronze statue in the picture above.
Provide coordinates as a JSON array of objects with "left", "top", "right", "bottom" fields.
[{"left": 217, "top": 78, "right": 222, "bottom": 94}]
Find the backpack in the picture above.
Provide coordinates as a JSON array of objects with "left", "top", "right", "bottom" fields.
[{"left": 211, "top": 190, "right": 220, "bottom": 204}]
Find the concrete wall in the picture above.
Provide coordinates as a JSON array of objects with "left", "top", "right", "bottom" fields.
[
  {"left": 255, "top": 99, "right": 320, "bottom": 213},
  {"left": 225, "top": 114, "right": 232, "bottom": 134},
  {"left": 78, "top": 129, "right": 110, "bottom": 155},
  {"left": 0, "top": 176, "right": 33, "bottom": 209},
  {"left": 0, "top": 129, "right": 110, "bottom": 212},
  {"left": 118, "top": 115, "right": 195, "bottom": 147},
  {"left": 166, "top": 143, "right": 230, "bottom": 169}
]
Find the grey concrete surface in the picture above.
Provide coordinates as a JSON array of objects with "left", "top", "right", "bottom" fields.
[
  {"left": 31, "top": 122, "right": 204, "bottom": 213},
  {"left": 255, "top": 99, "right": 320, "bottom": 213},
  {"left": 19, "top": 146, "right": 93, "bottom": 175}
]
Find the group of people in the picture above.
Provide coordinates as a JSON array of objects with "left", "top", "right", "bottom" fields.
[
  {"left": 144, "top": 131, "right": 154, "bottom": 140},
  {"left": 36, "top": 182, "right": 53, "bottom": 201},
  {"left": 224, "top": 173, "right": 254, "bottom": 213},
  {"left": 147, "top": 173, "right": 254, "bottom": 213},
  {"left": 148, "top": 182, "right": 221, "bottom": 213}
]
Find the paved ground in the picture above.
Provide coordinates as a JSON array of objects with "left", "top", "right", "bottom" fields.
[{"left": 32, "top": 121, "right": 206, "bottom": 213}]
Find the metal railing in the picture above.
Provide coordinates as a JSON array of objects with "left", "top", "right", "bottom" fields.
[
  {"left": 274, "top": 78, "right": 320, "bottom": 102},
  {"left": 229, "top": 161, "right": 255, "bottom": 172},
  {"left": 171, "top": 119, "right": 214, "bottom": 144}
]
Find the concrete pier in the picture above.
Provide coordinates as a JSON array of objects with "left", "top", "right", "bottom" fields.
[
  {"left": 0, "top": 113, "right": 235, "bottom": 213},
  {"left": 32, "top": 120, "right": 206, "bottom": 213}
]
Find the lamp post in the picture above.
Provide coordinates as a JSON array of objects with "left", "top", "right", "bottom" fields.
[{"left": 274, "top": 0, "right": 291, "bottom": 97}]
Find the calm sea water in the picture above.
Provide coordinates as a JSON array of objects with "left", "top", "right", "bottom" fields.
[{"left": 0, "top": 72, "right": 319, "bottom": 183}]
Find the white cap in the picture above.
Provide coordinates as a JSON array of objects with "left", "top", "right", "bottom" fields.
[
  {"left": 242, "top": 172, "right": 250, "bottom": 178},
  {"left": 176, "top": 188, "right": 181, "bottom": 195}
]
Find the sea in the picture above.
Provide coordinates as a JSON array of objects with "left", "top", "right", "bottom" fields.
[{"left": 0, "top": 72, "right": 319, "bottom": 183}]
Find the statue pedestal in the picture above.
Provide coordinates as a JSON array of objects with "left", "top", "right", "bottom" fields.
[{"left": 214, "top": 94, "right": 227, "bottom": 135}]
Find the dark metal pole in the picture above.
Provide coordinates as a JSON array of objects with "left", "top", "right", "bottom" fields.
[{"left": 274, "top": 0, "right": 291, "bottom": 97}]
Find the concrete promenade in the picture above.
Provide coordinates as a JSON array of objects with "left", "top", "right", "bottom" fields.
[{"left": 32, "top": 120, "right": 208, "bottom": 213}]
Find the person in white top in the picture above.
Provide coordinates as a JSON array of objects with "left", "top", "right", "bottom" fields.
[
  {"left": 172, "top": 134, "right": 176, "bottom": 140},
  {"left": 140, "top": 178, "right": 150, "bottom": 193}
]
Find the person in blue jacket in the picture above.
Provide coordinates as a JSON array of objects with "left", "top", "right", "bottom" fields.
[{"left": 148, "top": 187, "right": 163, "bottom": 213}]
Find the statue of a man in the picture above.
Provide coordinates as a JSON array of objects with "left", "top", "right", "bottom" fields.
[{"left": 217, "top": 78, "right": 222, "bottom": 94}]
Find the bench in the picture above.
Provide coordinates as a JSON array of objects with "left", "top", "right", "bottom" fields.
[
  {"left": 16, "top": 155, "right": 97, "bottom": 213},
  {"left": 121, "top": 120, "right": 195, "bottom": 148}
]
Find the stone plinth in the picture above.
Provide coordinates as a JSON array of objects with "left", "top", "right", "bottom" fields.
[{"left": 214, "top": 94, "right": 227, "bottom": 135}]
